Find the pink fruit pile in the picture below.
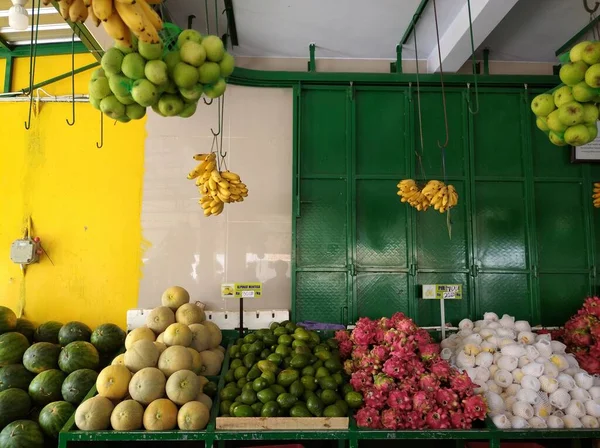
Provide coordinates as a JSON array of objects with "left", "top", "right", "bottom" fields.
[
  {"left": 554, "top": 296, "right": 600, "bottom": 374},
  {"left": 337, "top": 313, "right": 487, "bottom": 430}
]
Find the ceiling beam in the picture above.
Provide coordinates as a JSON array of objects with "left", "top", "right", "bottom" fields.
[
  {"left": 0, "top": 34, "right": 12, "bottom": 52},
  {"left": 427, "top": 0, "right": 519, "bottom": 73}
]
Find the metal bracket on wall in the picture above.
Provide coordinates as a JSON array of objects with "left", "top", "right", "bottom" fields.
[{"left": 307, "top": 43, "right": 316, "bottom": 72}]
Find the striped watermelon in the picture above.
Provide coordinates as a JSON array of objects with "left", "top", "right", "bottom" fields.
[
  {"left": 38, "top": 401, "right": 75, "bottom": 438},
  {"left": 0, "top": 307, "right": 16, "bottom": 334},
  {"left": 23, "top": 343, "right": 61, "bottom": 374},
  {"left": 58, "top": 341, "right": 99, "bottom": 373},
  {"left": 0, "top": 332, "right": 30, "bottom": 366},
  {"left": 15, "top": 318, "right": 35, "bottom": 342},
  {"left": 34, "top": 321, "right": 62, "bottom": 345},
  {"left": 29, "top": 369, "right": 65, "bottom": 407},
  {"left": 58, "top": 322, "right": 92, "bottom": 346},
  {"left": 0, "top": 420, "right": 44, "bottom": 448},
  {"left": 0, "top": 365, "right": 35, "bottom": 392},
  {"left": 90, "top": 323, "right": 125, "bottom": 353},
  {"left": 61, "top": 369, "right": 98, "bottom": 405},
  {"left": 0, "top": 388, "right": 31, "bottom": 428}
]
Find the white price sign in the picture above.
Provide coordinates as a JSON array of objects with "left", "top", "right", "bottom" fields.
[{"left": 241, "top": 291, "right": 255, "bottom": 298}]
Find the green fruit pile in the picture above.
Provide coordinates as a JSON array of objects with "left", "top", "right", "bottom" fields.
[
  {"left": 220, "top": 321, "right": 358, "bottom": 419},
  {"left": 531, "top": 40, "right": 600, "bottom": 147},
  {"left": 90, "top": 30, "right": 235, "bottom": 122}
]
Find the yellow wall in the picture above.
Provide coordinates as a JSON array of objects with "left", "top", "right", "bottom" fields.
[{"left": 0, "top": 53, "right": 146, "bottom": 328}]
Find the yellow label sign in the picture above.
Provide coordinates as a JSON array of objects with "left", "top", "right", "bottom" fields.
[{"left": 221, "top": 283, "right": 262, "bottom": 299}]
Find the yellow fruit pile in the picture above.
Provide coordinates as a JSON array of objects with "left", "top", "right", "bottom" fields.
[
  {"left": 187, "top": 153, "right": 248, "bottom": 217},
  {"left": 54, "top": 0, "right": 163, "bottom": 46},
  {"left": 397, "top": 179, "right": 458, "bottom": 213},
  {"left": 594, "top": 182, "right": 600, "bottom": 208}
]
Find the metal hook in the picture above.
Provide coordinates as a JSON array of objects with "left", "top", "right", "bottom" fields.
[
  {"left": 584, "top": 0, "right": 600, "bottom": 13},
  {"left": 433, "top": 0, "right": 450, "bottom": 149},
  {"left": 203, "top": 97, "right": 214, "bottom": 105},
  {"left": 218, "top": 96, "right": 227, "bottom": 158},
  {"left": 204, "top": 0, "right": 210, "bottom": 35},
  {"left": 96, "top": 111, "right": 104, "bottom": 149},
  {"left": 25, "top": 0, "right": 41, "bottom": 130},
  {"left": 211, "top": 96, "right": 221, "bottom": 136},
  {"left": 187, "top": 14, "right": 196, "bottom": 29},
  {"left": 467, "top": 0, "right": 479, "bottom": 115},
  {"left": 66, "top": 33, "right": 76, "bottom": 126}
]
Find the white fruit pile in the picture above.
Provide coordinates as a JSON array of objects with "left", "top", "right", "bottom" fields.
[
  {"left": 74, "top": 286, "right": 223, "bottom": 431},
  {"left": 441, "top": 313, "right": 600, "bottom": 429},
  {"left": 90, "top": 30, "right": 234, "bottom": 122},
  {"left": 531, "top": 40, "right": 600, "bottom": 147}
]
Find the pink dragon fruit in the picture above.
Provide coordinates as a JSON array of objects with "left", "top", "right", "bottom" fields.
[
  {"left": 357, "top": 355, "right": 379, "bottom": 375},
  {"left": 387, "top": 389, "right": 412, "bottom": 411},
  {"left": 389, "top": 312, "right": 408, "bottom": 328},
  {"left": 405, "top": 355, "right": 426, "bottom": 377},
  {"left": 577, "top": 353, "right": 600, "bottom": 374},
  {"left": 382, "top": 356, "right": 407, "bottom": 379},
  {"left": 356, "top": 407, "right": 381, "bottom": 429},
  {"left": 419, "top": 343, "right": 440, "bottom": 362},
  {"left": 450, "top": 411, "right": 471, "bottom": 429},
  {"left": 425, "top": 408, "right": 451, "bottom": 429},
  {"left": 419, "top": 373, "right": 440, "bottom": 392},
  {"left": 583, "top": 296, "right": 600, "bottom": 318},
  {"left": 335, "top": 330, "right": 350, "bottom": 343},
  {"left": 352, "top": 317, "right": 378, "bottom": 346},
  {"left": 591, "top": 324, "right": 600, "bottom": 340},
  {"left": 462, "top": 395, "right": 487, "bottom": 421},
  {"left": 344, "top": 359, "right": 356, "bottom": 375},
  {"left": 339, "top": 340, "right": 354, "bottom": 359},
  {"left": 378, "top": 317, "right": 392, "bottom": 330},
  {"left": 569, "top": 332, "right": 593, "bottom": 347},
  {"left": 371, "top": 345, "right": 390, "bottom": 363},
  {"left": 351, "top": 345, "right": 370, "bottom": 360},
  {"left": 414, "top": 328, "right": 432, "bottom": 346},
  {"left": 381, "top": 408, "right": 402, "bottom": 430},
  {"left": 430, "top": 360, "right": 452, "bottom": 382},
  {"left": 412, "top": 390, "right": 433, "bottom": 414},
  {"left": 450, "top": 371, "right": 475, "bottom": 398},
  {"left": 373, "top": 373, "right": 394, "bottom": 393},
  {"left": 395, "top": 318, "right": 418, "bottom": 335},
  {"left": 350, "top": 370, "right": 373, "bottom": 391},
  {"left": 435, "top": 388, "right": 459, "bottom": 410},
  {"left": 404, "top": 410, "right": 426, "bottom": 429},
  {"left": 363, "top": 387, "right": 387, "bottom": 410}
]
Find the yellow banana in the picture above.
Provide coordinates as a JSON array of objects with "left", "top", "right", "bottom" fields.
[
  {"left": 58, "top": 0, "right": 70, "bottom": 19},
  {"left": 204, "top": 161, "right": 215, "bottom": 172},
  {"left": 102, "top": 12, "right": 130, "bottom": 41},
  {"left": 69, "top": 0, "right": 89, "bottom": 23},
  {"left": 137, "top": 0, "right": 163, "bottom": 31},
  {"left": 88, "top": 5, "right": 101, "bottom": 26},
  {"left": 218, "top": 186, "right": 231, "bottom": 198},
  {"left": 221, "top": 171, "right": 241, "bottom": 181},
  {"left": 82, "top": 0, "right": 91, "bottom": 5},
  {"left": 193, "top": 153, "right": 211, "bottom": 161},
  {"left": 145, "top": 0, "right": 162, "bottom": 3},
  {"left": 211, "top": 203, "right": 224, "bottom": 214},
  {"left": 92, "top": 0, "right": 113, "bottom": 21},
  {"left": 203, "top": 208, "right": 212, "bottom": 216},
  {"left": 211, "top": 170, "right": 223, "bottom": 183},
  {"left": 114, "top": 1, "right": 145, "bottom": 31},
  {"left": 200, "top": 201, "right": 211, "bottom": 210},
  {"left": 200, "top": 184, "right": 208, "bottom": 194},
  {"left": 218, "top": 180, "right": 230, "bottom": 189},
  {"left": 230, "top": 194, "right": 240, "bottom": 201},
  {"left": 208, "top": 178, "right": 217, "bottom": 191},
  {"left": 217, "top": 192, "right": 230, "bottom": 203},
  {"left": 115, "top": 0, "right": 136, "bottom": 3}
]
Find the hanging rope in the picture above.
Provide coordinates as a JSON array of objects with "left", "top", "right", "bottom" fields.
[
  {"left": 467, "top": 0, "right": 479, "bottom": 115},
  {"left": 412, "top": 17, "right": 426, "bottom": 180},
  {"left": 25, "top": 0, "right": 41, "bottom": 130}
]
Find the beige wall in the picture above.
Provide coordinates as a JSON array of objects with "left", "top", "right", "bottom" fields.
[{"left": 139, "top": 86, "right": 293, "bottom": 312}]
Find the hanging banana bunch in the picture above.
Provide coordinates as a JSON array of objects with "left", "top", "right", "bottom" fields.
[
  {"left": 58, "top": 0, "right": 163, "bottom": 46},
  {"left": 396, "top": 179, "right": 458, "bottom": 214},
  {"left": 593, "top": 183, "right": 600, "bottom": 208},
  {"left": 187, "top": 153, "right": 249, "bottom": 217}
]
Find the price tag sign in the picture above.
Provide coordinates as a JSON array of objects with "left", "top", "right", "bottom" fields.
[
  {"left": 422, "top": 284, "right": 462, "bottom": 300},
  {"left": 221, "top": 283, "right": 262, "bottom": 299}
]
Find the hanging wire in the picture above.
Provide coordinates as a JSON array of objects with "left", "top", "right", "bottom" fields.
[
  {"left": 96, "top": 111, "right": 104, "bottom": 149},
  {"left": 412, "top": 17, "right": 426, "bottom": 180},
  {"left": 466, "top": 0, "right": 479, "bottom": 115},
  {"left": 66, "top": 32, "right": 76, "bottom": 126},
  {"left": 204, "top": 0, "right": 211, "bottom": 35},
  {"left": 25, "top": 0, "right": 41, "bottom": 130},
  {"left": 214, "top": 0, "right": 219, "bottom": 36},
  {"left": 432, "top": 0, "right": 450, "bottom": 157}
]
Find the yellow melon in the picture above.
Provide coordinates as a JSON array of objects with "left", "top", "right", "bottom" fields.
[
  {"left": 215, "top": 346, "right": 225, "bottom": 354},
  {"left": 209, "top": 348, "right": 225, "bottom": 363},
  {"left": 199, "top": 350, "right": 222, "bottom": 376},
  {"left": 125, "top": 327, "right": 155, "bottom": 350},
  {"left": 156, "top": 332, "right": 165, "bottom": 343},
  {"left": 163, "top": 323, "right": 192, "bottom": 347},
  {"left": 143, "top": 399, "right": 178, "bottom": 431},
  {"left": 124, "top": 339, "right": 160, "bottom": 373},
  {"left": 197, "top": 375, "right": 209, "bottom": 392},
  {"left": 177, "top": 401, "right": 210, "bottom": 430},
  {"left": 96, "top": 365, "right": 132, "bottom": 401},
  {"left": 158, "top": 345, "right": 193, "bottom": 377},
  {"left": 146, "top": 306, "right": 175, "bottom": 334},
  {"left": 175, "top": 303, "right": 206, "bottom": 325},
  {"left": 188, "top": 323, "right": 210, "bottom": 352},
  {"left": 110, "top": 399, "right": 144, "bottom": 430},
  {"left": 75, "top": 396, "right": 115, "bottom": 431},
  {"left": 154, "top": 342, "right": 167, "bottom": 354},
  {"left": 196, "top": 392, "right": 213, "bottom": 411},
  {"left": 129, "top": 367, "right": 166, "bottom": 405},
  {"left": 166, "top": 369, "right": 199, "bottom": 405},
  {"left": 161, "top": 286, "right": 190, "bottom": 311},
  {"left": 187, "top": 348, "right": 203, "bottom": 375},
  {"left": 111, "top": 354, "right": 125, "bottom": 366},
  {"left": 202, "top": 321, "right": 222, "bottom": 349}
]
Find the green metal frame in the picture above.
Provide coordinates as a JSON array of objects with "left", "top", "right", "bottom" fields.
[
  {"left": 395, "top": 0, "right": 430, "bottom": 73},
  {"left": 556, "top": 15, "right": 600, "bottom": 56}
]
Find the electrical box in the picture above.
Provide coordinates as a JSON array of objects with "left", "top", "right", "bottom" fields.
[{"left": 10, "top": 239, "right": 40, "bottom": 265}]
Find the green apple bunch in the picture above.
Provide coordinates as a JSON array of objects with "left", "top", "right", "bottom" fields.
[
  {"left": 531, "top": 40, "right": 600, "bottom": 147},
  {"left": 88, "top": 30, "right": 235, "bottom": 122}
]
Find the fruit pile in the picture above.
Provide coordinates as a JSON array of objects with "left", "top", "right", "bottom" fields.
[
  {"left": 594, "top": 183, "right": 600, "bottom": 209},
  {"left": 397, "top": 179, "right": 458, "bottom": 213},
  {"left": 90, "top": 29, "right": 234, "bottom": 122},
  {"left": 187, "top": 153, "right": 248, "bottom": 217},
  {"left": 220, "top": 321, "right": 358, "bottom": 418},
  {"left": 337, "top": 313, "right": 486, "bottom": 430},
  {"left": 73, "top": 286, "right": 222, "bottom": 431},
  {"left": 0, "top": 306, "right": 125, "bottom": 445},
  {"left": 531, "top": 40, "right": 600, "bottom": 147}
]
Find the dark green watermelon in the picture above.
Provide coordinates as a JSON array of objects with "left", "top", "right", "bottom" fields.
[
  {"left": 0, "top": 388, "right": 31, "bottom": 428},
  {"left": 28, "top": 369, "right": 65, "bottom": 407},
  {"left": 90, "top": 323, "right": 125, "bottom": 353},
  {"left": 38, "top": 401, "right": 75, "bottom": 438},
  {"left": 0, "top": 332, "right": 30, "bottom": 366},
  {"left": 33, "top": 322, "right": 62, "bottom": 345},
  {"left": 22, "top": 343, "right": 61, "bottom": 374},
  {"left": 58, "top": 341, "right": 99, "bottom": 373},
  {"left": 0, "top": 307, "right": 17, "bottom": 334},
  {"left": 0, "top": 420, "right": 44, "bottom": 448},
  {"left": 15, "top": 318, "right": 35, "bottom": 343},
  {"left": 58, "top": 322, "right": 92, "bottom": 346},
  {"left": 0, "top": 365, "right": 35, "bottom": 392},
  {"left": 61, "top": 369, "right": 98, "bottom": 405}
]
